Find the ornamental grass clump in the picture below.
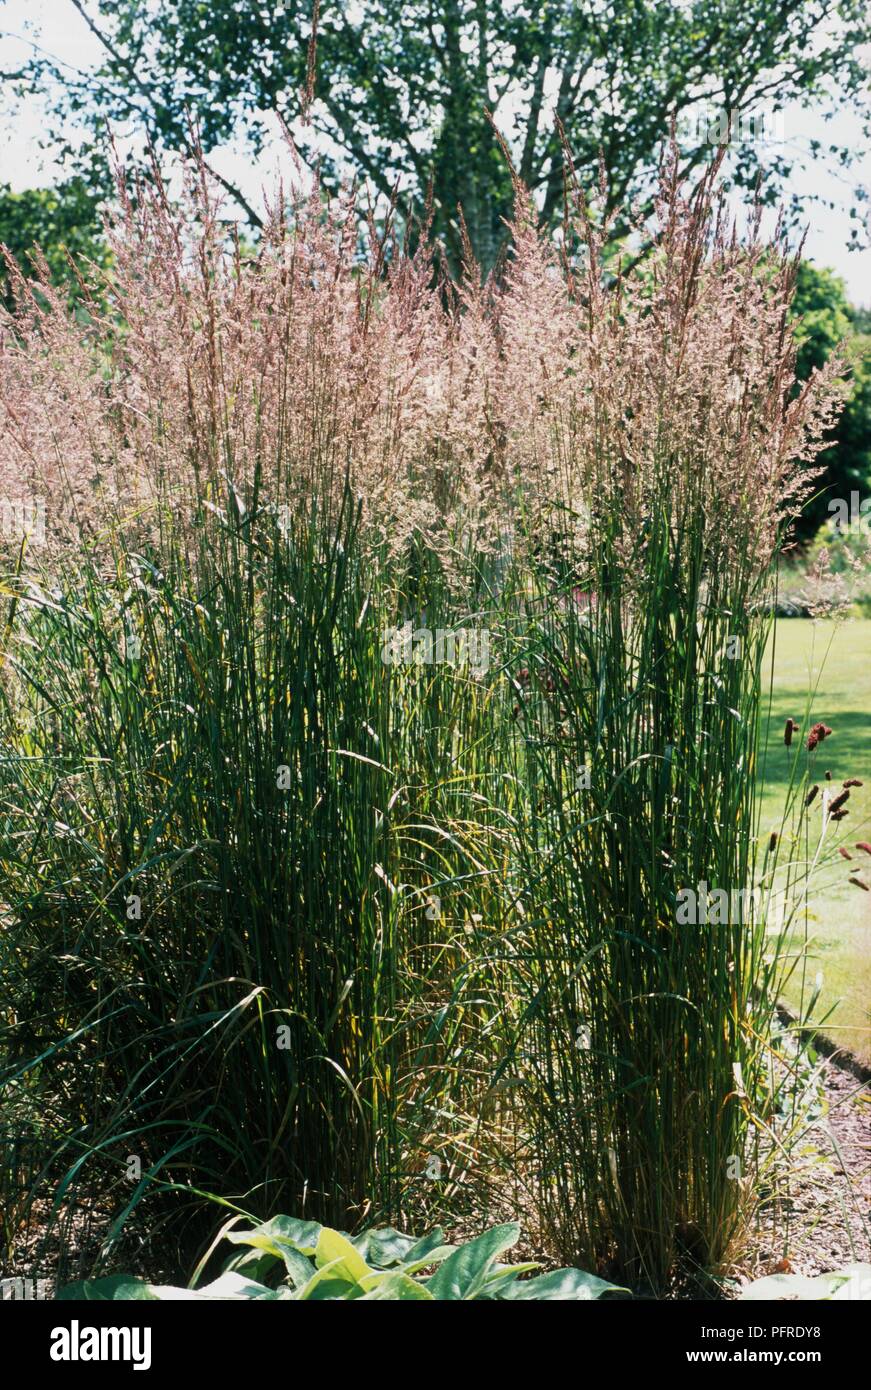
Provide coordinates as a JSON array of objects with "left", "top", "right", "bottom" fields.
[
  {"left": 0, "top": 487, "right": 514, "bottom": 1270},
  {"left": 0, "top": 150, "right": 506, "bottom": 1266},
  {"left": 482, "top": 151, "right": 846, "bottom": 1291},
  {"left": 0, "top": 138, "right": 847, "bottom": 1290}
]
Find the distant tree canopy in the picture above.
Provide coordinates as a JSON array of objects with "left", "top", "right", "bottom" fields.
[
  {"left": 17, "top": 0, "right": 871, "bottom": 271},
  {"left": 790, "top": 262, "right": 871, "bottom": 541}
]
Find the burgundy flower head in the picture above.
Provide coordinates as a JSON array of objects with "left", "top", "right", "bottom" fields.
[{"left": 806, "top": 722, "right": 833, "bottom": 752}]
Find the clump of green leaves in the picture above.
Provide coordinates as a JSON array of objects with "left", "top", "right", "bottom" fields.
[
  {"left": 0, "top": 175, "right": 110, "bottom": 314},
  {"left": 58, "top": 1218, "right": 629, "bottom": 1301}
]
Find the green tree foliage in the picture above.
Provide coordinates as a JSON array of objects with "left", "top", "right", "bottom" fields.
[
  {"left": 22, "top": 0, "right": 871, "bottom": 270},
  {"left": 790, "top": 262, "right": 871, "bottom": 539},
  {"left": 0, "top": 175, "right": 109, "bottom": 312}
]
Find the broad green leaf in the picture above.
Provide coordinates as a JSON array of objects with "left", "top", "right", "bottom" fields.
[
  {"left": 298, "top": 1278, "right": 363, "bottom": 1301},
  {"left": 223, "top": 1232, "right": 288, "bottom": 1257},
  {"left": 350, "top": 1231, "right": 374, "bottom": 1256},
  {"left": 57, "top": 1276, "right": 161, "bottom": 1301},
  {"left": 362, "top": 1226, "right": 418, "bottom": 1267},
  {"left": 272, "top": 1245, "right": 317, "bottom": 1288},
  {"left": 742, "top": 1264, "right": 871, "bottom": 1301},
  {"left": 426, "top": 1223, "right": 520, "bottom": 1300},
  {"left": 358, "top": 1272, "right": 435, "bottom": 1300},
  {"left": 193, "top": 1271, "right": 281, "bottom": 1299},
  {"left": 498, "top": 1267, "right": 630, "bottom": 1300},
  {"left": 398, "top": 1247, "right": 456, "bottom": 1276},
  {"left": 222, "top": 1248, "right": 283, "bottom": 1284},
  {"left": 402, "top": 1228, "right": 454, "bottom": 1265},
  {"left": 227, "top": 1215, "right": 321, "bottom": 1254},
  {"left": 739, "top": 1272, "right": 842, "bottom": 1300},
  {"left": 314, "top": 1227, "right": 373, "bottom": 1283},
  {"left": 222, "top": 1229, "right": 314, "bottom": 1285},
  {"left": 296, "top": 1258, "right": 362, "bottom": 1300},
  {"left": 60, "top": 1274, "right": 275, "bottom": 1302},
  {"left": 481, "top": 1261, "right": 540, "bottom": 1293}
]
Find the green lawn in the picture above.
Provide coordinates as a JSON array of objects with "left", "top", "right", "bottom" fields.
[{"left": 760, "top": 617, "right": 871, "bottom": 1061}]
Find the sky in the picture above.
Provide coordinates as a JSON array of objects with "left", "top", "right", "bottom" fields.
[{"left": 1, "top": 0, "right": 869, "bottom": 305}]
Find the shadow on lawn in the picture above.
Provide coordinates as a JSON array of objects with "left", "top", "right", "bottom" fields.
[{"left": 761, "top": 703, "right": 871, "bottom": 817}]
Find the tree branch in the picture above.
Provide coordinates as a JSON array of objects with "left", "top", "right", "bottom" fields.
[{"left": 66, "top": 0, "right": 264, "bottom": 227}]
